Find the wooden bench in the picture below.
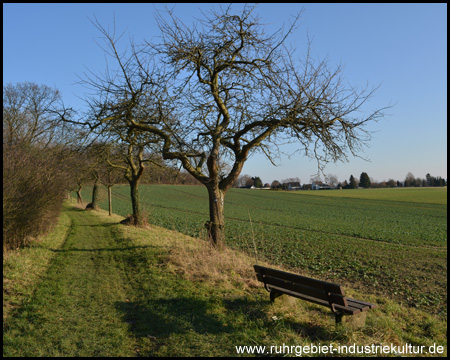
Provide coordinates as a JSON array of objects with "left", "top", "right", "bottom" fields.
[{"left": 254, "top": 265, "right": 377, "bottom": 325}]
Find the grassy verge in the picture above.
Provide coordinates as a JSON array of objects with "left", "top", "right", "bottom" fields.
[
  {"left": 3, "top": 204, "right": 137, "bottom": 357},
  {"left": 3, "top": 206, "right": 72, "bottom": 324},
  {"left": 118, "top": 213, "right": 447, "bottom": 357},
  {"left": 3, "top": 203, "right": 447, "bottom": 357}
]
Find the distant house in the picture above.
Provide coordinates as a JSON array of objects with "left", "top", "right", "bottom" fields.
[
  {"left": 282, "top": 181, "right": 301, "bottom": 190},
  {"left": 311, "top": 181, "right": 331, "bottom": 190},
  {"left": 240, "top": 185, "right": 257, "bottom": 189}
]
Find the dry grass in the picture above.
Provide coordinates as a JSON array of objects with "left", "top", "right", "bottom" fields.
[
  {"left": 3, "top": 209, "right": 72, "bottom": 322},
  {"left": 168, "top": 237, "right": 272, "bottom": 291},
  {"left": 103, "top": 202, "right": 264, "bottom": 291},
  {"left": 70, "top": 195, "right": 88, "bottom": 210},
  {"left": 119, "top": 214, "right": 152, "bottom": 230},
  {"left": 164, "top": 211, "right": 282, "bottom": 292}
]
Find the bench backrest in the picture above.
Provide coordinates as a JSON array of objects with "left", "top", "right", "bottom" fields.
[{"left": 254, "top": 265, "right": 348, "bottom": 307}]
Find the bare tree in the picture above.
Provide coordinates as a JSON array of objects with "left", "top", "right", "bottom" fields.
[
  {"left": 404, "top": 172, "right": 416, "bottom": 187},
  {"left": 64, "top": 16, "right": 168, "bottom": 225},
  {"left": 83, "top": 5, "right": 387, "bottom": 248},
  {"left": 104, "top": 132, "right": 159, "bottom": 225},
  {"left": 81, "top": 143, "right": 107, "bottom": 210},
  {"left": 271, "top": 180, "right": 281, "bottom": 189},
  {"left": 282, "top": 177, "right": 301, "bottom": 184},
  {"left": 3, "top": 82, "right": 69, "bottom": 148},
  {"left": 234, "top": 174, "right": 253, "bottom": 188},
  {"left": 97, "top": 144, "right": 125, "bottom": 216},
  {"left": 325, "top": 174, "right": 339, "bottom": 187},
  {"left": 309, "top": 175, "right": 322, "bottom": 184},
  {"left": 66, "top": 148, "right": 92, "bottom": 205}
]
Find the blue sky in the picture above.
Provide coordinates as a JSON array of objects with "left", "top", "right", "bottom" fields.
[{"left": 3, "top": 3, "right": 447, "bottom": 184}]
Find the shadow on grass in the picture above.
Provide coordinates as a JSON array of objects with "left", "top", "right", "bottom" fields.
[
  {"left": 118, "top": 297, "right": 231, "bottom": 336},
  {"left": 116, "top": 297, "right": 234, "bottom": 356},
  {"left": 66, "top": 207, "right": 87, "bottom": 212},
  {"left": 116, "top": 292, "right": 340, "bottom": 356},
  {"left": 75, "top": 223, "right": 118, "bottom": 227},
  {"left": 222, "top": 297, "right": 268, "bottom": 321},
  {"left": 223, "top": 297, "right": 339, "bottom": 342},
  {"left": 280, "top": 317, "right": 342, "bottom": 342}
]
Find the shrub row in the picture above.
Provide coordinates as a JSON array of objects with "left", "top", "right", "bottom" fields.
[{"left": 3, "top": 143, "right": 70, "bottom": 251}]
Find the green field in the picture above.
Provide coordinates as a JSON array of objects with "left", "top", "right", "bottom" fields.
[
  {"left": 290, "top": 187, "right": 447, "bottom": 205},
  {"left": 84, "top": 185, "right": 447, "bottom": 316}
]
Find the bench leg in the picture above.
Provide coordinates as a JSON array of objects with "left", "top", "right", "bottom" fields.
[
  {"left": 334, "top": 312, "right": 344, "bottom": 324},
  {"left": 270, "top": 290, "right": 283, "bottom": 302}
]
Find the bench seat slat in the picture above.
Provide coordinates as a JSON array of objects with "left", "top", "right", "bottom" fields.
[
  {"left": 346, "top": 298, "right": 378, "bottom": 310},
  {"left": 254, "top": 265, "right": 344, "bottom": 295},
  {"left": 267, "top": 284, "right": 331, "bottom": 308},
  {"left": 333, "top": 304, "right": 362, "bottom": 315},
  {"left": 263, "top": 274, "right": 342, "bottom": 304},
  {"left": 345, "top": 299, "right": 370, "bottom": 312},
  {"left": 267, "top": 285, "right": 361, "bottom": 315}
]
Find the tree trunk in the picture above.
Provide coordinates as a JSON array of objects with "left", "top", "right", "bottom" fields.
[
  {"left": 108, "top": 185, "right": 112, "bottom": 216},
  {"left": 129, "top": 179, "right": 142, "bottom": 225},
  {"left": 91, "top": 180, "right": 99, "bottom": 209},
  {"left": 205, "top": 184, "right": 226, "bottom": 249},
  {"left": 76, "top": 184, "right": 83, "bottom": 204}
]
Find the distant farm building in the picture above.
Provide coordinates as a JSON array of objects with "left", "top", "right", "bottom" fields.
[
  {"left": 282, "top": 182, "right": 301, "bottom": 190},
  {"left": 311, "top": 181, "right": 332, "bottom": 190}
]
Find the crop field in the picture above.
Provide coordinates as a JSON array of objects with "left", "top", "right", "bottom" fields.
[{"left": 84, "top": 185, "right": 447, "bottom": 316}]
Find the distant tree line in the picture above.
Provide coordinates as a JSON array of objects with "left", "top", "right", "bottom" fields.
[
  {"left": 234, "top": 171, "right": 447, "bottom": 191},
  {"left": 402, "top": 172, "right": 447, "bottom": 188}
]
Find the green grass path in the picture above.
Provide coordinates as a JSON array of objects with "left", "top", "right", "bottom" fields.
[
  {"left": 4, "top": 206, "right": 272, "bottom": 357},
  {"left": 4, "top": 207, "right": 138, "bottom": 356}
]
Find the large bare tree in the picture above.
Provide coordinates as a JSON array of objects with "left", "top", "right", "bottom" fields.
[{"left": 83, "top": 6, "right": 387, "bottom": 248}]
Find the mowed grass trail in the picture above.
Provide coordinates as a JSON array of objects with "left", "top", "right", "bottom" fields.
[{"left": 4, "top": 207, "right": 138, "bottom": 356}]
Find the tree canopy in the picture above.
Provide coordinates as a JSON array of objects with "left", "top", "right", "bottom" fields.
[{"left": 360, "top": 172, "right": 371, "bottom": 188}]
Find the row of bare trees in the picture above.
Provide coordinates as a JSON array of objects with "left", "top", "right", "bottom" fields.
[
  {"left": 5, "top": 5, "right": 387, "bottom": 251},
  {"left": 2, "top": 85, "right": 185, "bottom": 251},
  {"left": 2, "top": 78, "right": 201, "bottom": 252},
  {"left": 2, "top": 79, "right": 200, "bottom": 251}
]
